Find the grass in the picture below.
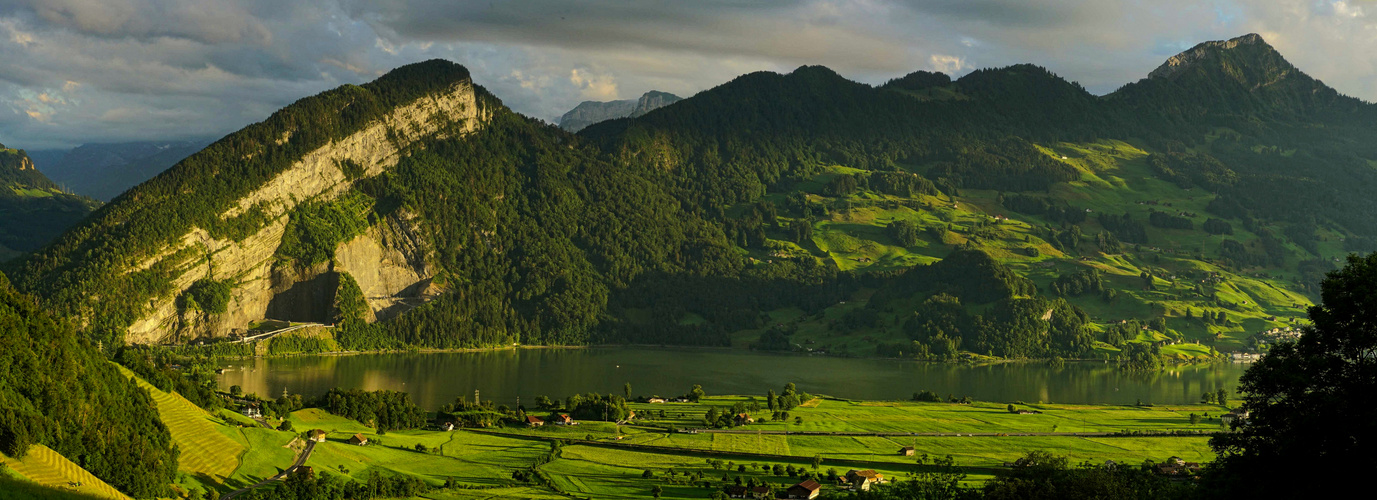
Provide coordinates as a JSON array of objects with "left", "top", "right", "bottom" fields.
[
  {"left": 0, "top": 445, "right": 132, "bottom": 500},
  {"left": 292, "top": 409, "right": 553, "bottom": 489},
  {"left": 627, "top": 397, "right": 1232, "bottom": 435},
  {"left": 113, "top": 364, "right": 246, "bottom": 483}
]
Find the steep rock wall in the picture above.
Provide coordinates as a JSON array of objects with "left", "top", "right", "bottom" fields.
[{"left": 125, "top": 83, "right": 481, "bottom": 344}]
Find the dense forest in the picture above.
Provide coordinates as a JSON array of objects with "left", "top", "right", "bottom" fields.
[{"left": 0, "top": 274, "right": 179, "bottom": 497}]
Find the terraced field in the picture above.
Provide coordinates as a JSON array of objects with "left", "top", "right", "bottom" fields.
[
  {"left": 113, "top": 364, "right": 245, "bottom": 481},
  {"left": 0, "top": 444, "right": 132, "bottom": 500}
]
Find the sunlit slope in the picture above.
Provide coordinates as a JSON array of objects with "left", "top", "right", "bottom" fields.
[
  {"left": 113, "top": 364, "right": 244, "bottom": 480},
  {"left": 0, "top": 444, "right": 132, "bottom": 500}
]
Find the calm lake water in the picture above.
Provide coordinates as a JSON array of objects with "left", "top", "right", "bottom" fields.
[{"left": 216, "top": 347, "right": 1250, "bottom": 410}]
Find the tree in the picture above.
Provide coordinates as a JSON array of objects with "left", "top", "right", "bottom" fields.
[
  {"left": 1190, "top": 413, "right": 1201, "bottom": 425},
  {"left": 1207, "top": 254, "right": 1377, "bottom": 497},
  {"left": 888, "top": 220, "right": 919, "bottom": 247},
  {"left": 812, "top": 454, "right": 822, "bottom": 470},
  {"left": 624, "top": 382, "right": 632, "bottom": 400},
  {"left": 642, "top": 470, "right": 654, "bottom": 479},
  {"left": 1007, "top": 404, "right": 1017, "bottom": 413},
  {"left": 651, "top": 485, "right": 663, "bottom": 498},
  {"left": 1215, "top": 388, "right": 1228, "bottom": 406},
  {"left": 689, "top": 384, "right": 705, "bottom": 403},
  {"left": 278, "top": 420, "right": 293, "bottom": 431},
  {"left": 230, "top": 385, "right": 243, "bottom": 397}
]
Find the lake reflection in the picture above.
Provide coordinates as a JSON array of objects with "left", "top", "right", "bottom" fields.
[{"left": 217, "top": 347, "right": 1249, "bottom": 410}]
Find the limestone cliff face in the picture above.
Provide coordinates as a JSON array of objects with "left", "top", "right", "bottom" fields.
[{"left": 125, "top": 82, "right": 482, "bottom": 344}]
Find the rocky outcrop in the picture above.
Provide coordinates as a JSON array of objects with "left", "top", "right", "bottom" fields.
[
  {"left": 1148, "top": 33, "right": 1273, "bottom": 81},
  {"left": 632, "top": 91, "right": 681, "bottom": 118},
  {"left": 558, "top": 91, "right": 682, "bottom": 132},
  {"left": 124, "top": 82, "right": 482, "bottom": 344},
  {"left": 334, "top": 210, "right": 438, "bottom": 322}
]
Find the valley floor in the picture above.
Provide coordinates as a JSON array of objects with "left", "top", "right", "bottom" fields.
[{"left": 5, "top": 385, "right": 1228, "bottom": 500}]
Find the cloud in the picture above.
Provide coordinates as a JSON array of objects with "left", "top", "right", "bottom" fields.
[
  {"left": 929, "top": 54, "right": 967, "bottom": 74},
  {"left": 0, "top": 0, "right": 1374, "bottom": 150}
]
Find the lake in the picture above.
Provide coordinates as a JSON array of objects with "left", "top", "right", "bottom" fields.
[{"left": 216, "top": 347, "right": 1249, "bottom": 410}]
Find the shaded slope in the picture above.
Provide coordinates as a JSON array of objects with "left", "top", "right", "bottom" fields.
[{"left": 0, "top": 145, "right": 100, "bottom": 259}]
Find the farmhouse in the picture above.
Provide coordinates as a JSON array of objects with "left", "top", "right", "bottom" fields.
[
  {"left": 309, "top": 429, "right": 327, "bottom": 443},
  {"left": 1222, "top": 409, "right": 1250, "bottom": 427},
  {"left": 899, "top": 446, "right": 915, "bottom": 456},
  {"left": 734, "top": 413, "right": 755, "bottom": 425},
  {"left": 348, "top": 434, "right": 368, "bottom": 446},
  {"left": 648, "top": 398, "right": 666, "bottom": 403},
  {"left": 526, "top": 415, "right": 545, "bottom": 427},
  {"left": 845, "top": 470, "right": 883, "bottom": 491},
  {"left": 555, "top": 414, "right": 576, "bottom": 425},
  {"left": 787, "top": 479, "right": 822, "bottom": 499},
  {"left": 240, "top": 404, "right": 261, "bottom": 418}
]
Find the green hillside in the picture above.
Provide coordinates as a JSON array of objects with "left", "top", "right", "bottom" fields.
[
  {"left": 0, "top": 144, "right": 99, "bottom": 259},
  {"left": 0, "top": 273, "right": 178, "bottom": 498}
]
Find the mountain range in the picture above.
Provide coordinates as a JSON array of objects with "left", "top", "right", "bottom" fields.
[
  {"left": 31, "top": 140, "right": 211, "bottom": 202},
  {"left": 7, "top": 33, "right": 1375, "bottom": 358},
  {"left": 558, "top": 90, "right": 682, "bottom": 131}
]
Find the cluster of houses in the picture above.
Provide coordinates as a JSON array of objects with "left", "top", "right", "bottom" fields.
[
  {"left": 1155, "top": 457, "right": 1202, "bottom": 476},
  {"left": 725, "top": 480, "right": 821, "bottom": 499},
  {"left": 1254, "top": 327, "right": 1302, "bottom": 346},
  {"left": 304, "top": 429, "right": 370, "bottom": 446},
  {"left": 525, "top": 414, "right": 581, "bottom": 427},
  {"left": 723, "top": 470, "right": 882, "bottom": 499},
  {"left": 646, "top": 397, "right": 691, "bottom": 404}
]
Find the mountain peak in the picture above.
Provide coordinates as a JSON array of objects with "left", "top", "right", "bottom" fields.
[
  {"left": 559, "top": 90, "right": 682, "bottom": 132},
  {"left": 1147, "top": 33, "right": 1285, "bottom": 81}
]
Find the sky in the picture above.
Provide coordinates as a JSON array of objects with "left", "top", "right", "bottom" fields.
[{"left": 1, "top": 0, "right": 1375, "bottom": 150}]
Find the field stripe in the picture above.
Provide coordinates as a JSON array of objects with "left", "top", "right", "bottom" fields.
[
  {"left": 113, "top": 363, "right": 245, "bottom": 482},
  {"left": 0, "top": 444, "right": 133, "bottom": 500}
]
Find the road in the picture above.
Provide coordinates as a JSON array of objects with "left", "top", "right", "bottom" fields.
[
  {"left": 221, "top": 440, "right": 316, "bottom": 500},
  {"left": 233, "top": 323, "right": 328, "bottom": 344}
]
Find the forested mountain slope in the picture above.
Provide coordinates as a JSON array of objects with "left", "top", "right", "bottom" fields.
[
  {"left": 0, "top": 145, "right": 100, "bottom": 260},
  {"left": 0, "top": 273, "right": 178, "bottom": 498},
  {"left": 7, "top": 60, "right": 737, "bottom": 350},
  {"left": 583, "top": 33, "right": 1375, "bottom": 360}
]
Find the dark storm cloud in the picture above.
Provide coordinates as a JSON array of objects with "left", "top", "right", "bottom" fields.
[{"left": 0, "top": 0, "right": 1374, "bottom": 150}]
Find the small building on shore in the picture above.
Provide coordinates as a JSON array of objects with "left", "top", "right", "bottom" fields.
[
  {"left": 527, "top": 415, "right": 545, "bottom": 427},
  {"left": 348, "top": 434, "right": 369, "bottom": 446},
  {"left": 309, "top": 429, "right": 327, "bottom": 443},
  {"left": 899, "top": 446, "right": 915, "bottom": 456}
]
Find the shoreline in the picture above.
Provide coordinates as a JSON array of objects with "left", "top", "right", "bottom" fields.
[{"left": 202, "top": 341, "right": 1238, "bottom": 372}]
